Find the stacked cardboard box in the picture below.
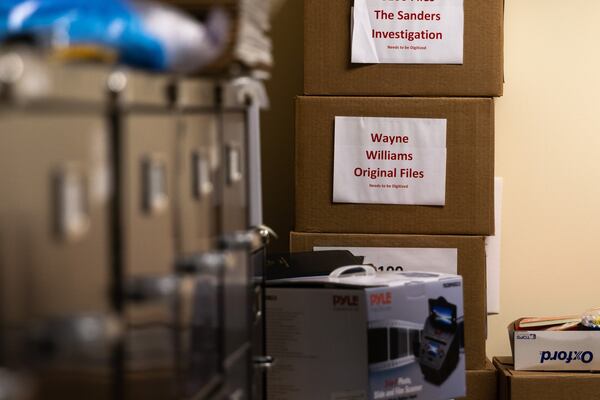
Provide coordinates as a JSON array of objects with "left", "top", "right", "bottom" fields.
[
  {"left": 294, "top": 96, "right": 495, "bottom": 236},
  {"left": 461, "top": 360, "right": 498, "bottom": 400},
  {"left": 304, "top": 0, "right": 504, "bottom": 97},
  {"left": 494, "top": 357, "right": 600, "bottom": 400},
  {"left": 284, "top": 0, "right": 504, "bottom": 398}
]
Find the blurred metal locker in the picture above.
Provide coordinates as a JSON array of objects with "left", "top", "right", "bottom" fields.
[
  {"left": 249, "top": 244, "right": 270, "bottom": 400},
  {"left": 217, "top": 80, "right": 253, "bottom": 400},
  {"left": 173, "top": 79, "right": 224, "bottom": 400},
  {"left": 0, "top": 50, "right": 120, "bottom": 399},
  {"left": 175, "top": 79, "right": 220, "bottom": 255},
  {"left": 219, "top": 106, "right": 247, "bottom": 234},
  {"left": 109, "top": 70, "right": 179, "bottom": 400},
  {"left": 219, "top": 79, "right": 270, "bottom": 400},
  {"left": 234, "top": 79, "right": 271, "bottom": 400}
]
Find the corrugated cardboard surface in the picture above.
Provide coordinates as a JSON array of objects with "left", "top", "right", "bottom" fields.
[
  {"left": 494, "top": 357, "right": 600, "bottom": 400},
  {"left": 290, "top": 232, "right": 487, "bottom": 370},
  {"left": 304, "top": 0, "right": 504, "bottom": 97},
  {"left": 460, "top": 360, "right": 497, "bottom": 400},
  {"left": 295, "top": 96, "right": 495, "bottom": 235}
]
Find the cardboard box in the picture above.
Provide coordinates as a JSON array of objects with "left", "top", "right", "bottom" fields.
[
  {"left": 295, "top": 96, "right": 495, "bottom": 235},
  {"left": 266, "top": 269, "right": 466, "bottom": 400},
  {"left": 304, "top": 0, "right": 504, "bottom": 97},
  {"left": 495, "top": 356, "right": 600, "bottom": 400},
  {"left": 290, "top": 232, "right": 487, "bottom": 370},
  {"left": 460, "top": 361, "right": 497, "bottom": 400},
  {"left": 508, "top": 320, "right": 600, "bottom": 371}
]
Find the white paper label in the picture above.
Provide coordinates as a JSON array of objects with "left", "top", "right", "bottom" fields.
[
  {"left": 314, "top": 246, "right": 457, "bottom": 274},
  {"left": 351, "top": 0, "right": 464, "bottom": 64},
  {"left": 333, "top": 116, "right": 447, "bottom": 206}
]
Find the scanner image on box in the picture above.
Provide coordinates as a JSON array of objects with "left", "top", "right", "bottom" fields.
[
  {"left": 418, "top": 298, "right": 462, "bottom": 385},
  {"left": 367, "top": 298, "right": 461, "bottom": 383},
  {"left": 367, "top": 296, "right": 463, "bottom": 399}
]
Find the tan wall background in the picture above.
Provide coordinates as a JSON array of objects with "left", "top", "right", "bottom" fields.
[
  {"left": 262, "top": 0, "right": 600, "bottom": 358},
  {"left": 489, "top": 0, "right": 600, "bottom": 357}
]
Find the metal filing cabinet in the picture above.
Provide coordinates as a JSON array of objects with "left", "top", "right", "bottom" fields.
[
  {"left": 0, "top": 49, "right": 268, "bottom": 400},
  {"left": 0, "top": 50, "right": 119, "bottom": 400},
  {"left": 173, "top": 79, "right": 224, "bottom": 400},
  {"left": 218, "top": 77, "right": 253, "bottom": 397},
  {"left": 0, "top": 368, "right": 32, "bottom": 400},
  {"left": 220, "top": 78, "right": 271, "bottom": 400},
  {"left": 219, "top": 229, "right": 271, "bottom": 400},
  {"left": 220, "top": 78, "right": 268, "bottom": 232},
  {"left": 174, "top": 251, "right": 228, "bottom": 400},
  {"left": 219, "top": 81, "right": 249, "bottom": 235},
  {"left": 250, "top": 244, "right": 268, "bottom": 400},
  {"left": 175, "top": 78, "right": 220, "bottom": 255},
  {"left": 218, "top": 79, "right": 257, "bottom": 365},
  {"left": 110, "top": 70, "right": 179, "bottom": 400}
]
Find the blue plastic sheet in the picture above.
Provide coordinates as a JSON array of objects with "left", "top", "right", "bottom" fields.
[{"left": 0, "top": 0, "right": 229, "bottom": 72}]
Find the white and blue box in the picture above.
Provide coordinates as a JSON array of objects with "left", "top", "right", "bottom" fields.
[{"left": 510, "top": 320, "right": 600, "bottom": 371}]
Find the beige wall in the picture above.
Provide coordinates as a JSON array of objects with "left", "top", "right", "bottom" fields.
[
  {"left": 489, "top": 0, "right": 600, "bottom": 357},
  {"left": 262, "top": 0, "right": 599, "bottom": 358}
]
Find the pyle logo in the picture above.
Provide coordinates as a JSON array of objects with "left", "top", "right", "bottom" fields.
[
  {"left": 443, "top": 282, "right": 461, "bottom": 288},
  {"left": 539, "top": 351, "right": 594, "bottom": 364},
  {"left": 370, "top": 292, "right": 392, "bottom": 306},
  {"left": 333, "top": 295, "right": 359, "bottom": 307}
]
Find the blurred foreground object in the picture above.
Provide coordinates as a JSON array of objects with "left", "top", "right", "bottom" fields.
[
  {"left": 0, "top": 46, "right": 271, "bottom": 399},
  {"left": 163, "top": 0, "right": 273, "bottom": 74},
  {"left": 0, "top": 0, "right": 230, "bottom": 73}
]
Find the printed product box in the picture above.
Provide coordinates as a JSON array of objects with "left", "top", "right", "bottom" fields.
[
  {"left": 509, "top": 321, "right": 600, "bottom": 371},
  {"left": 495, "top": 357, "right": 600, "bottom": 400},
  {"left": 290, "top": 232, "right": 487, "bottom": 370},
  {"left": 266, "top": 267, "right": 466, "bottom": 400},
  {"left": 459, "top": 360, "right": 497, "bottom": 400},
  {"left": 304, "top": 0, "right": 504, "bottom": 97},
  {"left": 295, "top": 96, "right": 495, "bottom": 235}
]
